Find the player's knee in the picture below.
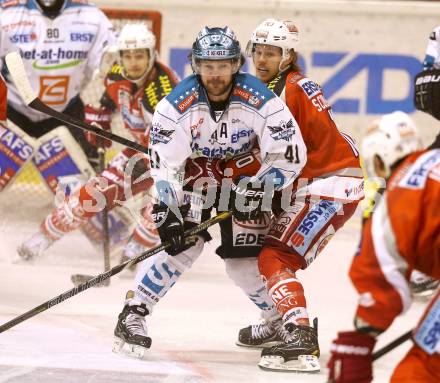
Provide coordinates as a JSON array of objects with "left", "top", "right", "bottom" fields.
[
  {"left": 258, "top": 243, "right": 302, "bottom": 280},
  {"left": 224, "top": 257, "right": 262, "bottom": 290}
]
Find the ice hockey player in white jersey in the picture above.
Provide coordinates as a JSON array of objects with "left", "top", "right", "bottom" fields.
[
  {"left": 112, "top": 26, "right": 307, "bottom": 358},
  {"left": 0, "top": 0, "right": 115, "bottom": 166}
]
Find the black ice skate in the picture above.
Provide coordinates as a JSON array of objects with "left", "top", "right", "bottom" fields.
[
  {"left": 258, "top": 318, "right": 320, "bottom": 372},
  {"left": 237, "top": 316, "right": 290, "bottom": 349},
  {"left": 113, "top": 294, "right": 151, "bottom": 359}
]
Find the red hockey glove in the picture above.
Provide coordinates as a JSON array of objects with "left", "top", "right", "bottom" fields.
[
  {"left": 327, "top": 331, "right": 376, "bottom": 383},
  {"left": 84, "top": 104, "right": 112, "bottom": 148}
]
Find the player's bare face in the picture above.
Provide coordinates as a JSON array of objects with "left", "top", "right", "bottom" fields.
[
  {"left": 199, "top": 60, "right": 234, "bottom": 102},
  {"left": 121, "top": 49, "right": 150, "bottom": 80},
  {"left": 252, "top": 44, "right": 283, "bottom": 84}
]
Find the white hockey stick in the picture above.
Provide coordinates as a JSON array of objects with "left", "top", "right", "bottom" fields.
[{"left": 5, "top": 52, "right": 148, "bottom": 154}]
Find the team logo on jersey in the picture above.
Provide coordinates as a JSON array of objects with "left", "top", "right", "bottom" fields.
[
  {"left": 39, "top": 75, "right": 69, "bottom": 106},
  {"left": 267, "top": 119, "right": 295, "bottom": 141},
  {"left": 150, "top": 123, "right": 174, "bottom": 145}
]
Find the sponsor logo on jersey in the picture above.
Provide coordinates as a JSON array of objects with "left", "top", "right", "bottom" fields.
[
  {"left": 190, "top": 118, "right": 204, "bottom": 139},
  {"left": 177, "top": 92, "right": 197, "bottom": 112},
  {"left": 9, "top": 32, "right": 37, "bottom": 43},
  {"left": 298, "top": 78, "right": 321, "bottom": 99},
  {"left": 399, "top": 150, "right": 440, "bottom": 189},
  {"left": 232, "top": 87, "right": 262, "bottom": 108},
  {"left": 39, "top": 75, "right": 69, "bottom": 106},
  {"left": 191, "top": 140, "right": 252, "bottom": 159},
  {"left": 231, "top": 128, "right": 253, "bottom": 144},
  {"left": 1, "top": 21, "right": 35, "bottom": 32},
  {"left": 20, "top": 48, "right": 88, "bottom": 70},
  {"left": 70, "top": 32, "right": 95, "bottom": 42},
  {"left": 150, "top": 123, "right": 175, "bottom": 145},
  {"left": 267, "top": 119, "right": 295, "bottom": 141},
  {"left": 232, "top": 214, "right": 270, "bottom": 230}
]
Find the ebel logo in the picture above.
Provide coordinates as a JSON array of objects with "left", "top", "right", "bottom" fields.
[
  {"left": 70, "top": 32, "right": 95, "bottom": 43},
  {"left": 10, "top": 32, "right": 37, "bottom": 43}
]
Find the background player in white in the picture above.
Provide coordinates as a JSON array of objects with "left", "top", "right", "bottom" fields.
[
  {"left": 16, "top": 24, "right": 178, "bottom": 260},
  {"left": 112, "top": 26, "right": 307, "bottom": 358},
  {"left": 0, "top": 0, "right": 115, "bottom": 167}
]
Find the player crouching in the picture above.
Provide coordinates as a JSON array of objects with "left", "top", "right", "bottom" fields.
[{"left": 16, "top": 24, "right": 178, "bottom": 261}]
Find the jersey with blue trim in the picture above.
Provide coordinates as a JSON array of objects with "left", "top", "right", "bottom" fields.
[
  {"left": 150, "top": 72, "right": 307, "bottom": 204},
  {"left": 0, "top": 0, "right": 115, "bottom": 121}
]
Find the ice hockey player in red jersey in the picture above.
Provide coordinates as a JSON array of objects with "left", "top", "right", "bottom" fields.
[
  {"left": 327, "top": 133, "right": 440, "bottom": 383},
  {"left": 16, "top": 24, "right": 178, "bottom": 260},
  {"left": 236, "top": 19, "right": 364, "bottom": 372},
  {"left": 327, "top": 28, "right": 440, "bottom": 382}
]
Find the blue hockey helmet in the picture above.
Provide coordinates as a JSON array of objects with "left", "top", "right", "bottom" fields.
[{"left": 192, "top": 26, "right": 241, "bottom": 75}]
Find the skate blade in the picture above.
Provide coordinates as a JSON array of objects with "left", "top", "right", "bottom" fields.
[
  {"left": 258, "top": 354, "right": 320, "bottom": 372},
  {"left": 112, "top": 337, "right": 149, "bottom": 359},
  {"left": 235, "top": 340, "right": 283, "bottom": 349}
]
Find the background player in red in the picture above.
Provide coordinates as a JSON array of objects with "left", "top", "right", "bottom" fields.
[
  {"left": 327, "top": 128, "right": 440, "bottom": 382},
  {"left": 235, "top": 19, "right": 364, "bottom": 372},
  {"left": 17, "top": 24, "right": 178, "bottom": 260}
]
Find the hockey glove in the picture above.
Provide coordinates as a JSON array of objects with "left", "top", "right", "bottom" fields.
[
  {"left": 327, "top": 331, "right": 376, "bottom": 383},
  {"left": 152, "top": 203, "right": 192, "bottom": 256},
  {"left": 231, "top": 178, "right": 270, "bottom": 221},
  {"left": 84, "top": 104, "right": 112, "bottom": 147},
  {"left": 414, "top": 68, "right": 440, "bottom": 120}
]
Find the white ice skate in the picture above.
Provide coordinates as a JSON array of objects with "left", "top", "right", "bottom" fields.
[
  {"left": 410, "top": 270, "right": 439, "bottom": 300},
  {"left": 16, "top": 231, "right": 54, "bottom": 262}
]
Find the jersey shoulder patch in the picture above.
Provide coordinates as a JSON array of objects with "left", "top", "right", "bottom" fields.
[
  {"left": 398, "top": 149, "right": 440, "bottom": 189},
  {"left": 231, "top": 73, "right": 274, "bottom": 110},
  {"left": 166, "top": 75, "right": 200, "bottom": 114},
  {"left": 294, "top": 75, "right": 322, "bottom": 99}
]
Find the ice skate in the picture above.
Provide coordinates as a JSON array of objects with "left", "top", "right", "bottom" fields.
[
  {"left": 16, "top": 230, "right": 54, "bottom": 262},
  {"left": 236, "top": 314, "right": 290, "bottom": 349},
  {"left": 258, "top": 318, "right": 320, "bottom": 372},
  {"left": 113, "top": 291, "right": 151, "bottom": 359},
  {"left": 410, "top": 270, "right": 439, "bottom": 300}
]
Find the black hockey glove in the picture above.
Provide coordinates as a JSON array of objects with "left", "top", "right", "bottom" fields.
[
  {"left": 231, "top": 178, "right": 271, "bottom": 221},
  {"left": 152, "top": 203, "right": 191, "bottom": 256},
  {"left": 414, "top": 68, "right": 440, "bottom": 120}
]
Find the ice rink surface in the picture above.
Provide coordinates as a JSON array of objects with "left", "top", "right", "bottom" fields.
[{"left": 0, "top": 206, "right": 427, "bottom": 383}]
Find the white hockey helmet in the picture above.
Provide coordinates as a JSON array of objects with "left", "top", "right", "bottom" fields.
[
  {"left": 246, "top": 18, "right": 299, "bottom": 63},
  {"left": 116, "top": 23, "right": 157, "bottom": 77},
  {"left": 362, "top": 111, "right": 423, "bottom": 178}
]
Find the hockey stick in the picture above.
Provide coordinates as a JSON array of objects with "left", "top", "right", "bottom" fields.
[
  {"left": 0, "top": 211, "right": 231, "bottom": 333},
  {"left": 71, "top": 141, "right": 111, "bottom": 288},
  {"left": 372, "top": 330, "right": 412, "bottom": 361},
  {"left": 5, "top": 52, "right": 148, "bottom": 154}
]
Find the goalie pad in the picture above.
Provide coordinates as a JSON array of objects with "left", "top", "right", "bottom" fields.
[
  {"left": 33, "top": 126, "right": 94, "bottom": 195},
  {"left": 414, "top": 68, "right": 440, "bottom": 120},
  {"left": 0, "top": 121, "right": 38, "bottom": 191},
  {"left": 34, "top": 126, "right": 133, "bottom": 250}
]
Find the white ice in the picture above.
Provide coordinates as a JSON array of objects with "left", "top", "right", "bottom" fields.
[{"left": 0, "top": 206, "right": 427, "bottom": 383}]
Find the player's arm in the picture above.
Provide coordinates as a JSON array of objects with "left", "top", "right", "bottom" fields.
[{"left": 254, "top": 96, "right": 306, "bottom": 190}]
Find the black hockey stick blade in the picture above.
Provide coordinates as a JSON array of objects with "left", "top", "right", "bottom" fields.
[
  {"left": 4, "top": 51, "right": 148, "bottom": 154},
  {"left": 372, "top": 330, "right": 412, "bottom": 361},
  {"left": 0, "top": 211, "right": 231, "bottom": 333}
]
